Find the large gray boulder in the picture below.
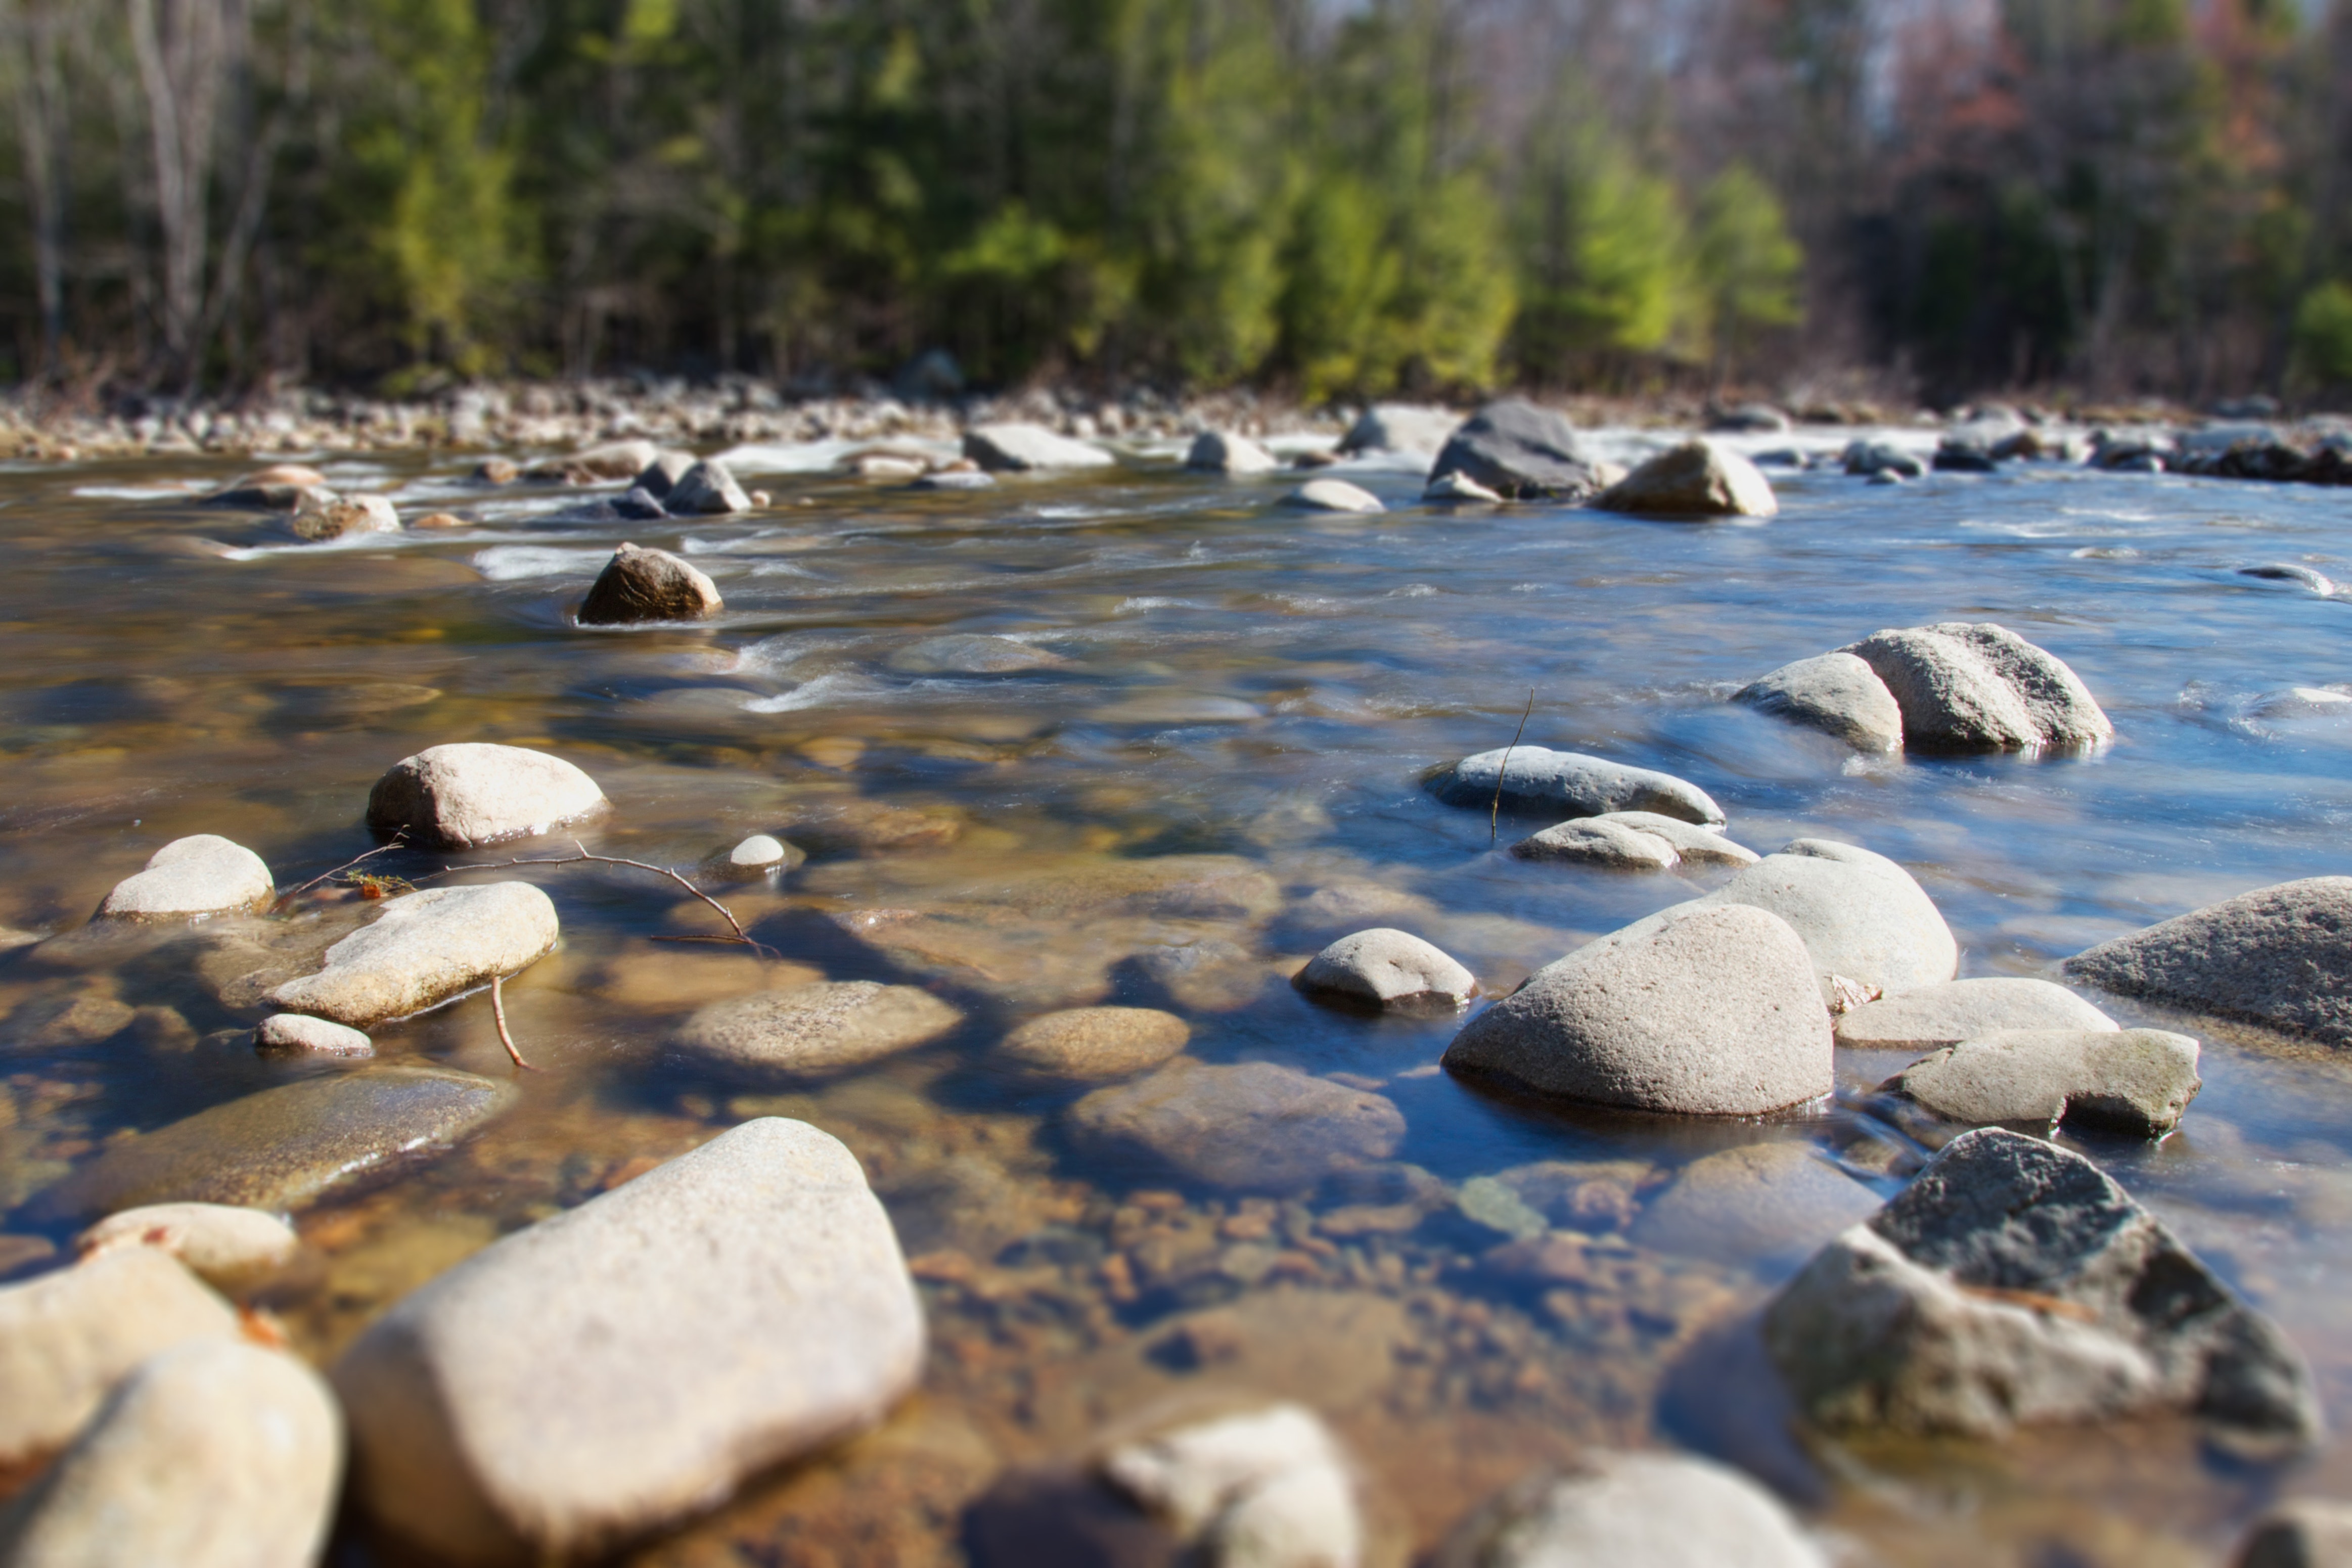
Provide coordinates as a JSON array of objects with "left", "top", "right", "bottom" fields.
[
  {"left": 1428, "top": 400, "right": 1604, "bottom": 500},
  {"left": 1339, "top": 403, "right": 1460, "bottom": 455},
  {"left": 0, "top": 1248, "right": 238, "bottom": 1469},
  {"left": 31, "top": 1065, "right": 517, "bottom": 1219},
  {"left": 2064, "top": 878, "right": 2352, "bottom": 1048},
  {"left": 1595, "top": 440, "right": 1780, "bottom": 519},
  {"left": 1430, "top": 746, "right": 1725, "bottom": 827},
  {"left": 1834, "top": 977, "right": 2116, "bottom": 1049},
  {"left": 963, "top": 423, "right": 1116, "bottom": 472},
  {"left": 0, "top": 1339, "right": 342, "bottom": 1568},
  {"left": 95, "top": 835, "right": 275, "bottom": 922},
  {"left": 1700, "top": 840, "right": 1958, "bottom": 1003},
  {"left": 673, "top": 980, "right": 964, "bottom": 1077},
  {"left": 1442, "top": 903, "right": 1832, "bottom": 1116},
  {"left": 576, "top": 543, "right": 722, "bottom": 625},
  {"left": 1734, "top": 652, "right": 1904, "bottom": 752},
  {"left": 334, "top": 1118, "right": 925, "bottom": 1563},
  {"left": 1764, "top": 1129, "right": 2320, "bottom": 1448},
  {"left": 264, "top": 882, "right": 559, "bottom": 1027},
  {"left": 366, "top": 743, "right": 609, "bottom": 849},
  {"left": 1298, "top": 928, "right": 1476, "bottom": 1010},
  {"left": 1069, "top": 1060, "right": 1405, "bottom": 1191},
  {"left": 1842, "top": 622, "right": 2111, "bottom": 752},
  {"left": 1432, "top": 1451, "right": 1827, "bottom": 1568},
  {"left": 663, "top": 458, "right": 752, "bottom": 514},
  {"left": 1184, "top": 430, "right": 1281, "bottom": 475},
  {"left": 1886, "top": 1028, "right": 2202, "bottom": 1137}
]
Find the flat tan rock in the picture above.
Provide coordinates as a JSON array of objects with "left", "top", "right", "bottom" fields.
[
  {"left": 999, "top": 1007, "right": 1191, "bottom": 1080},
  {"left": 675, "top": 981, "right": 964, "bottom": 1077}
]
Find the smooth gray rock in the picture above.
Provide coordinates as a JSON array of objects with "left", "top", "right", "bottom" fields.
[
  {"left": 1700, "top": 840, "right": 1958, "bottom": 1003},
  {"left": 629, "top": 449, "right": 698, "bottom": 498},
  {"left": 334, "top": 1118, "right": 925, "bottom": 1563},
  {"left": 95, "top": 835, "right": 275, "bottom": 922},
  {"left": 1764, "top": 1128, "right": 2321, "bottom": 1448},
  {"left": 998, "top": 1007, "right": 1190, "bottom": 1080},
  {"left": 366, "top": 742, "right": 609, "bottom": 849},
  {"left": 1596, "top": 812, "right": 1759, "bottom": 867},
  {"left": 1298, "top": 928, "right": 1477, "bottom": 1010},
  {"left": 663, "top": 458, "right": 752, "bottom": 515},
  {"left": 1428, "top": 399, "right": 1603, "bottom": 500},
  {"left": 963, "top": 423, "right": 1115, "bottom": 472},
  {"left": 255, "top": 1011, "right": 375, "bottom": 1057},
  {"left": 1430, "top": 746, "right": 1725, "bottom": 827},
  {"left": 76, "top": 1202, "right": 303, "bottom": 1296},
  {"left": 1596, "top": 440, "right": 1779, "bottom": 518},
  {"left": 265, "top": 882, "right": 558, "bottom": 1027},
  {"left": 1432, "top": 1450, "right": 1827, "bottom": 1568},
  {"left": 883, "top": 633, "right": 1065, "bottom": 675},
  {"left": 1834, "top": 977, "right": 2116, "bottom": 1049},
  {"left": 1185, "top": 430, "right": 1281, "bottom": 475},
  {"left": 290, "top": 490, "right": 399, "bottom": 541},
  {"left": 577, "top": 542, "right": 722, "bottom": 624},
  {"left": 1284, "top": 478, "right": 1384, "bottom": 514},
  {"left": 1843, "top": 627, "right": 2043, "bottom": 751},
  {"left": 1510, "top": 817, "right": 1679, "bottom": 871},
  {"left": 703, "top": 833, "right": 801, "bottom": 883},
  {"left": 1339, "top": 403, "right": 1460, "bottom": 455},
  {"left": 31, "top": 1065, "right": 517, "bottom": 1220},
  {"left": 1631, "top": 1142, "right": 1882, "bottom": 1269},
  {"left": 1924, "top": 621, "right": 2114, "bottom": 747},
  {"left": 1735, "top": 652, "right": 1904, "bottom": 752},
  {"left": 1842, "top": 440, "right": 1925, "bottom": 478},
  {"left": 1101, "top": 1403, "right": 1360, "bottom": 1567},
  {"left": 674, "top": 981, "right": 964, "bottom": 1077},
  {"left": 2235, "top": 1500, "right": 2352, "bottom": 1568},
  {"left": 1886, "top": 1028, "right": 2202, "bottom": 1136},
  {"left": 0, "top": 1339, "right": 341, "bottom": 1568},
  {"left": 1442, "top": 903, "right": 1833, "bottom": 1116},
  {"left": 0, "top": 1248, "right": 239, "bottom": 1468},
  {"left": 2065, "top": 878, "right": 2352, "bottom": 1048},
  {"left": 1069, "top": 1060, "right": 1405, "bottom": 1191}
]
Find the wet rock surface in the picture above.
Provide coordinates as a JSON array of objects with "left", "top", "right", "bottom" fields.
[
  {"left": 1443, "top": 903, "right": 1832, "bottom": 1116},
  {"left": 31, "top": 1065, "right": 518, "bottom": 1219},
  {"left": 265, "top": 882, "right": 559, "bottom": 1027},
  {"left": 2235, "top": 1500, "right": 2352, "bottom": 1568},
  {"left": 94, "top": 834, "right": 275, "bottom": 922},
  {"left": 1428, "top": 399, "right": 1603, "bottom": 499},
  {"left": 334, "top": 1118, "right": 924, "bottom": 1562},
  {"left": 1765, "top": 1128, "right": 2321, "bottom": 1447},
  {"left": 2064, "top": 877, "right": 2352, "bottom": 1048},
  {"left": 0, "top": 1339, "right": 343, "bottom": 1568},
  {"left": 1509, "top": 816, "right": 1681, "bottom": 870},
  {"left": 1842, "top": 622, "right": 2112, "bottom": 752},
  {"left": 1186, "top": 431, "right": 1281, "bottom": 475},
  {"left": 1430, "top": 746, "right": 1725, "bottom": 826},
  {"left": 255, "top": 1011, "right": 374, "bottom": 1056},
  {"left": 0, "top": 1247, "right": 239, "bottom": 1468},
  {"left": 998, "top": 1006, "right": 1191, "bottom": 1080},
  {"left": 1069, "top": 1060, "right": 1406, "bottom": 1191},
  {"left": 1735, "top": 651, "right": 1904, "bottom": 751},
  {"left": 964, "top": 423, "right": 1116, "bottom": 471},
  {"left": 1596, "top": 439, "right": 1780, "bottom": 518},
  {"left": 1630, "top": 1142, "right": 1883, "bottom": 1269},
  {"left": 1885, "top": 1027, "right": 2203, "bottom": 1136},
  {"left": 1284, "top": 478, "right": 1384, "bottom": 514},
  {"left": 1297, "top": 928, "right": 1476, "bottom": 1010},
  {"left": 576, "top": 542, "right": 723, "bottom": 624},
  {"left": 674, "top": 980, "right": 965, "bottom": 1077},
  {"left": 1834, "top": 977, "right": 2117, "bottom": 1048},
  {"left": 75, "top": 1201, "right": 303, "bottom": 1296},
  {"left": 1699, "top": 839, "right": 1958, "bottom": 1003},
  {"left": 365, "top": 742, "right": 609, "bottom": 849},
  {"left": 1432, "top": 1451, "right": 1826, "bottom": 1568},
  {"left": 665, "top": 457, "right": 752, "bottom": 514}
]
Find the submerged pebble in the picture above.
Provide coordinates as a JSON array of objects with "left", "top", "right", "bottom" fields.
[
  {"left": 1069, "top": 1059, "right": 1405, "bottom": 1190},
  {"left": 997, "top": 1006, "right": 1191, "bottom": 1080},
  {"left": 673, "top": 980, "right": 965, "bottom": 1077}
]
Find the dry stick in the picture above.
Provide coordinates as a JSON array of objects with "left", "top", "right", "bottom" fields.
[
  {"left": 488, "top": 974, "right": 536, "bottom": 1072},
  {"left": 274, "top": 832, "right": 407, "bottom": 909},
  {"left": 1490, "top": 687, "right": 1536, "bottom": 845},
  {"left": 450, "top": 841, "right": 777, "bottom": 957}
]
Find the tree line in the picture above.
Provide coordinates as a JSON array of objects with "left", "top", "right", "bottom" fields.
[{"left": 1, "top": 0, "right": 2348, "bottom": 406}]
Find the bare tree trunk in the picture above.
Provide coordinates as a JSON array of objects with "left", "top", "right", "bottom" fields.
[
  {"left": 125, "top": 0, "right": 242, "bottom": 388},
  {"left": 5, "top": 0, "right": 68, "bottom": 375}
]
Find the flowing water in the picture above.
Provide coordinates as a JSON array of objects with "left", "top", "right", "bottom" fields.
[{"left": 6, "top": 432, "right": 2352, "bottom": 1563}]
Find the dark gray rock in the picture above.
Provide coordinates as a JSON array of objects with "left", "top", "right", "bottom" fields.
[
  {"left": 1735, "top": 652, "right": 1904, "bottom": 752},
  {"left": 1932, "top": 439, "right": 1998, "bottom": 472},
  {"left": 1427, "top": 400, "right": 1603, "bottom": 500},
  {"left": 577, "top": 542, "right": 722, "bottom": 625},
  {"left": 629, "top": 449, "right": 698, "bottom": 499},
  {"left": 2235, "top": 1500, "right": 2352, "bottom": 1568},
  {"left": 1764, "top": 1128, "right": 2321, "bottom": 1448},
  {"left": 1843, "top": 441, "right": 1926, "bottom": 478},
  {"left": 1184, "top": 430, "right": 1281, "bottom": 475},
  {"left": 664, "top": 459, "right": 752, "bottom": 515},
  {"left": 1442, "top": 903, "right": 1832, "bottom": 1117},
  {"left": 1068, "top": 1060, "right": 1404, "bottom": 1191},
  {"left": 2065, "top": 878, "right": 2352, "bottom": 1048},
  {"left": 1429, "top": 746, "right": 1725, "bottom": 827},
  {"left": 30, "top": 1066, "right": 518, "bottom": 1220}
]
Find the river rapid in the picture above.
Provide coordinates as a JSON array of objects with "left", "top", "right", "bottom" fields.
[{"left": 5, "top": 428, "right": 2352, "bottom": 1563}]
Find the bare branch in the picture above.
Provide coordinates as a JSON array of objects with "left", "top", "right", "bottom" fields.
[
  {"left": 275, "top": 832, "right": 408, "bottom": 909},
  {"left": 438, "top": 841, "right": 777, "bottom": 957},
  {"left": 1490, "top": 687, "right": 1534, "bottom": 845},
  {"left": 489, "top": 974, "right": 535, "bottom": 1072}
]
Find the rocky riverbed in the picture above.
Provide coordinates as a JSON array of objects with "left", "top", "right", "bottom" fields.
[{"left": 2, "top": 399, "right": 2352, "bottom": 1563}]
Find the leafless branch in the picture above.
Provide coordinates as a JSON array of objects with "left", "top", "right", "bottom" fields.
[
  {"left": 1490, "top": 687, "right": 1534, "bottom": 845},
  {"left": 276, "top": 832, "right": 407, "bottom": 908},
  {"left": 442, "top": 841, "right": 777, "bottom": 956},
  {"left": 489, "top": 974, "right": 535, "bottom": 1072}
]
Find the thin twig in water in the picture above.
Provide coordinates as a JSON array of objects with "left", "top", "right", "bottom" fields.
[
  {"left": 489, "top": 974, "right": 536, "bottom": 1072},
  {"left": 443, "top": 841, "right": 777, "bottom": 956},
  {"left": 1490, "top": 687, "right": 1535, "bottom": 845},
  {"left": 276, "top": 833, "right": 407, "bottom": 909}
]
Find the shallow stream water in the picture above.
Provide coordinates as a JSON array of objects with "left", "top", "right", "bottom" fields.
[{"left": 7, "top": 433, "right": 2352, "bottom": 1563}]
